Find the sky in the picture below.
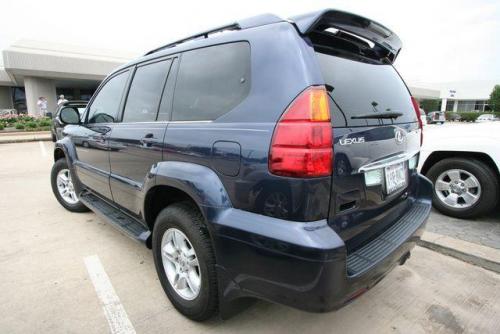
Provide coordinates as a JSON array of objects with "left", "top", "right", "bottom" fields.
[{"left": 1, "top": 0, "right": 499, "bottom": 84}]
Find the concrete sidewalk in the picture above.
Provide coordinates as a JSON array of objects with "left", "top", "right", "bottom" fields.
[
  {"left": 419, "top": 231, "right": 500, "bottom": 274},
  {"left": 0, "top": 131, "right": 52, "bottom": 143}
]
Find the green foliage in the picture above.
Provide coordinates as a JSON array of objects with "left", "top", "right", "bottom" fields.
[
  {"left": 490, "top": 85, "right": 500, "bottom": 112},
  {"left": 14, "top": 123, "right": 25, "bottom": 130},
  {"left": 21, "top": 116, "right": 35, "bottom": 122},
  {"left": 38, "top": 119, "right": 51, "bottom": 127},
  {"left": 0, "top": 123, "right": 4, "bottom": 131},
  {"left": 419, "top": 99, "right": 440, "bottom": 112},
  {"left": 459, "top": 112, "right": 480, "bottom": 122},
  {"left": 26, "top": 121, "right": 38, "bottom": 128}
]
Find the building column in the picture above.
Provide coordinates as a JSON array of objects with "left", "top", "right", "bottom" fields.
[
  {"left": 24, "top": 77, "right": 57, "bottom": 116},
  {"left": 441, "top": 98, "right": 447, "bottom": 111},
  {"left": 453, "top": 100, "right": 458, "bottom": 112}
]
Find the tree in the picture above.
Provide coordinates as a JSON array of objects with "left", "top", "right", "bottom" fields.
[
  {"left": 419, "top": 99, "right": 440, "bottom": 112},
  {"left": 489, "top": 85, "right": 500, "bottom": 112}
]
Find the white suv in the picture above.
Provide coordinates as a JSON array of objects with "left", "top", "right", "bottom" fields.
[{"left": 419, "top": 122, "right": 500, "bottom": 218}]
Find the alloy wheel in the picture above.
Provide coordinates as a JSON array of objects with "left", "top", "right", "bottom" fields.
[
  {"left": 161, "top": 228, "right": 201, "bottom": 300},
  {"left": 434, "top": 169, "right": 481, "bottom": 209},
  {"left": 56, "top": 169, "right": 79, "bottom": 205}
]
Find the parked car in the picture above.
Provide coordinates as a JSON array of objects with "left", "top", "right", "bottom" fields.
[
  {"left": 51, "top": 9, "right": 431, "bottom": 321},
  {"left": 476, "top": 114, "right": 498, "bottom": 122},
  {"left": 0, "top": 109, "right": 17, "bottom": 117},
  {"left": 427, "top": 111, "right": 446, "bottom": 124},
  {"left": 419, "top": 122, "right": 500, "bottom": 218},
  {"left": 51, "top": 101, "right": 88, "bottom": 141},
  {"left": 419, "top": 108, "right": 427, "bottom": 126}
]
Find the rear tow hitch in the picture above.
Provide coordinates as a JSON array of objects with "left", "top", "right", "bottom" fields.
[{"left": 399, "top": 251, "right": 411, "bottom": 266}]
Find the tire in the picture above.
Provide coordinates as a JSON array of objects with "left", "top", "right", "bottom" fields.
[
  {"left": 152, "top": 202, "right": 218, "bottom": 321},
  {"left": 426, "top": 158, "right": 499, "bottom": 218},
  {"left": 50, "top": 159, "right": 89, "bottom": 212}
]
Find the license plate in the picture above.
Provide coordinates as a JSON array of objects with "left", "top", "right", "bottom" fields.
[{"left": 385, "top": 162, "right": 408, "bottom": 194}]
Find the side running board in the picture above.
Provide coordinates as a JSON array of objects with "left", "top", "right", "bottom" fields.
[{"left": 80, "top": 192, "right": 151, "bottom": 245}]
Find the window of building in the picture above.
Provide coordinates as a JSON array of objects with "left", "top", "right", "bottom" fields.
[
  {"left": 80, "top": 89, "right": 97, "bottom": 101},
  {"left": 122, "top": 59, "right": 172, "bottom": 123},
  {"left": 87, "top": 71, "right": 129, "bottom": 123},
  {"left": 445, "top": 100, "right": 455, "bottom": 111},
  {"left": 172, "top": 42, "right": 251, "bottom": 121},
  {"left": 457, "top": 100, "right": 476, "bottom": 112},
  {"left": 12, "top": 87, "right": 26, "bottom": 114}
]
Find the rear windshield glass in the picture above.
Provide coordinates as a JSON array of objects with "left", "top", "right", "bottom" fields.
[{"left": 315, "top": 52, "right": 416, "bottom": 127}]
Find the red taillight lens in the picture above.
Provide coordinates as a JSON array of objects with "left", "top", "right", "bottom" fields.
[
  {"left": 411, "top": 96, "right": 423, "bottom": 146},
  {"left": 269, "top": 86, "right": 333, "bottom": 177}
]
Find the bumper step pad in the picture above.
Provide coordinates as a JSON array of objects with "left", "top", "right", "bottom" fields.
[{"left": 346, "top": 202, "right": 430, "bottom": 276}]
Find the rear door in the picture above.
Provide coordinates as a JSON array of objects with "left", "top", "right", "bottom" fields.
[
  {"left": 107, "top": 57, "right": 176, "bottom": 218},
  {"left": 315, "top": 51, "right": 420, "bottom": 251}
]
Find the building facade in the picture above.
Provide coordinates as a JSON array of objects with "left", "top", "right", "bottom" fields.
[{"left": 0, "top": 40, "right": 134, "bottom": 115}]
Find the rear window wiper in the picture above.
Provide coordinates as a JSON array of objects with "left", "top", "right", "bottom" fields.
[{"left": 351, "top": 112, "right": 403, "bottom": 119}]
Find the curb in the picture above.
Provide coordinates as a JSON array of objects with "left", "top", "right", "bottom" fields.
[
  {"left": 0, "top": 137, "right": 52, "bottom": 144},
  {"left": 418, "top": 231, "right": 500, "bottom": 274},
  {"left": 0, "top": 131, "right": 51, "bottom": 136}
]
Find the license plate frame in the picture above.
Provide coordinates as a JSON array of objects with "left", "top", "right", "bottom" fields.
[{"left": 384, "top": 161, "right": 408, "bottom": 194}]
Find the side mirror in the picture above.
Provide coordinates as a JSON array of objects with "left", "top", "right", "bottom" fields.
[{"left": 60, "top": 107, "right": 80, "bottom": 125}]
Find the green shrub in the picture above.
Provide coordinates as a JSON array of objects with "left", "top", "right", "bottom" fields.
[
  {"left": 4, "top": 117, "right": 18, "bottom": 123},
  {"left": 26, "top": 121, "right": 38, "bottom": 128},
  {"left": 459, "top": 113, "right": 479, "bottom": 122},
  {"left": 38, "top": 119, "right": 51, "bottom": 127},
  {"left": 21, "top": 116, "right": 35, "bottom": 122},
  {"left": 0, "top": 124, "right": 4, "bottom": 131},
  {"left": 14, "top": 123, "right": 25, "bottom": 130}
]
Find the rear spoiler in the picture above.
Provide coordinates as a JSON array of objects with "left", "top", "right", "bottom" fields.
[{"left": 289, "top": 9, "right": 402, "bottom": 63}]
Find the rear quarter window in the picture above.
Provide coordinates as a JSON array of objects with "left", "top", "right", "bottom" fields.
[
  {"left": 316, "top": 52, "right": 416, "bottom": 127},
  {"left": 172, "top": 42, "right": 251, "bottom": 121}
]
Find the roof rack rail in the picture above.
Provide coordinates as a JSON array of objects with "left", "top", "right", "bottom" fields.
[{"left": 145, "top": 23, "right": 241, "bottom": 56}]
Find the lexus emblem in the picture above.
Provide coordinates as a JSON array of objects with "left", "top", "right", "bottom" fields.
[{"left": 394, "top": 128, "right": 406, "bottom": 145}]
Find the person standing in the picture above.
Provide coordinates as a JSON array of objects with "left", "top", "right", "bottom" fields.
[
  {"left": 36, "top": 97, "right": 48, "bottom": 117},
  {"left": 57, "top": 94, "right": 68, "bottom": 106}
]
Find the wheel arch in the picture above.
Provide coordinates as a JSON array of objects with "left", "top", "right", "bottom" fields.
[
  {"left": 54, "top": 147, "right": 65, "bottom": 162},
  {"left": 421, "top": 151, "right": 500, "bottom": 181},
  {"left": 143, "top": 161, "right": 232, "bottom": 240},
  {"left": 144, "top": 185, "right": 203, "bottom": 233}
]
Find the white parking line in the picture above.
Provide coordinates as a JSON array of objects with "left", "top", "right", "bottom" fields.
[
  {"left": 39, "top": 141, "right": 47, "bottom": 157},
  {"left": 84, "top": 255, "right": 136, "bottom": 334}
]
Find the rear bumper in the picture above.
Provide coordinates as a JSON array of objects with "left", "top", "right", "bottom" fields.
[{"left": 211, "top": 174, "right": 432, "bottom": 313}]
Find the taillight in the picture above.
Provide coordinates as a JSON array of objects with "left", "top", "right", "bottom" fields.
[
  {"left": 411, "top": 96, "right": 423, "bottom": 146},
  {"left": 269, "top": 86, "right": 333, "bottom": 177}
]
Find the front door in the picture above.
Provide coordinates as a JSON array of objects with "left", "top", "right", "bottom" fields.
[
  {"left": 108, "top": 58, "right": 176, "bottom": 217},
  {"left": 73, "top": 70, "right": 131, "bottom": 199}
]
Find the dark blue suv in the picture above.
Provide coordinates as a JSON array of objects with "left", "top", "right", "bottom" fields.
[{"left": 51, "top": 9, "right": 432, "bottom": 321}]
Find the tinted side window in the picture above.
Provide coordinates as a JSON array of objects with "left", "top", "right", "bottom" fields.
[
  {"left": 157, "top": 58, "right": 178, "bottom": 121},
  {"left": 122, "top": 59, "right": 172, "bottom": 122},
  {"left": 172, "top": 42, "right": 250, "bottom": 121},
  {"left": 88, "top": 71, "right": 129, "bottom": 123}
]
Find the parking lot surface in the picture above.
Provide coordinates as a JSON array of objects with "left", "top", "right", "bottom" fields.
[
  {"left": 427, "top": 209, "right": 500, "bottom": 250},
  {"left": 1, "top": 141, "right": 500, "bottom": 333}
]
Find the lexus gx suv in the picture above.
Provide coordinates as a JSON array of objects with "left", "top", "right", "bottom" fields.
[{"left": 51, "top": 9, "right": 432, "bottom": 321}]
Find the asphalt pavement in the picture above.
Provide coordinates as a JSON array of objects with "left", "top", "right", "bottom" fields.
[{"left": 1, "top": 141, "right": 499, "bottom": 334}]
